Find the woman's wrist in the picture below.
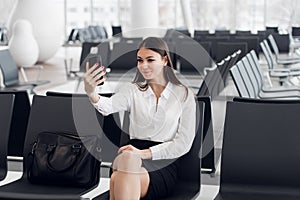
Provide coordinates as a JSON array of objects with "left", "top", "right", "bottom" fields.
[
  {"left": 141, "top": 149, "right": 152, "bottom": 160},
  {"left": 87, "top": 92, "right": 100, "bottom": 104}
]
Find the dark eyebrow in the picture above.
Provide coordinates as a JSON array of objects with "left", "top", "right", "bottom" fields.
[{"left": 137, "top": 56, "right": 155, "bottom": 59}]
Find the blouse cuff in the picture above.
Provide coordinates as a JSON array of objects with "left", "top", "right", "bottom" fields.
[
  {"left": 97, "top": 96, "right": 112, "bottom": 116},
  {"left": 149, "top": 145, "right": 161, "bottom": 160}
]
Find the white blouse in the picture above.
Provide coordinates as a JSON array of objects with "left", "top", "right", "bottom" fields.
[{"left": 96, "top": 82, "right": 196, "bottom": 160}]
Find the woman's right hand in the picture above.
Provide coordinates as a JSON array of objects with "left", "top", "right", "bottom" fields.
[{"left": 84, "top": 62, "right": 106, "bottom": 103}]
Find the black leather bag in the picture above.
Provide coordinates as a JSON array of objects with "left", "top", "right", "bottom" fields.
[{"left": 27, "top": 132, "right": 101, "bottom": 188}]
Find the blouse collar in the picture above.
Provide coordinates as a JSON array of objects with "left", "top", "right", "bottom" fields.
[{"left": 143, "top": 82, "right": 173, "bottom": 99}]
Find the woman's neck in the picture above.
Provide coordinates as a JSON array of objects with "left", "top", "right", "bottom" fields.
[{"left": 149, "top": 81, "right": 167, "bottom": 99}]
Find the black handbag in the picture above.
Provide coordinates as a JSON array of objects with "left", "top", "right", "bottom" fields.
[{"left": 27, "top": 132, "right": 101, "bottom": 188}]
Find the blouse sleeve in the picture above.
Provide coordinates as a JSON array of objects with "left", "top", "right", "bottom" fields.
[
  {"left": 96, "top": 83, "right": 133, "bottom": 116},
  {"left": 149, "top": 89, "right": 197, "bottom": 160}
]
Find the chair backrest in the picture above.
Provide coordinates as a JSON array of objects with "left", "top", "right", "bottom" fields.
[
  {"left": 260, "top": 40, "right": 275, "bottom": 69},
  {"left": 77, "top": 28, "right": 93, "bottom": 43},
  {"left": 220, "top": 99, "right": 300, "bottom": 195},
  {"left": 79, "top": 42, "right": 101, "bottom": 70},
  {"left": 220, "top": 50, "right": 241, "bottom": 85},
  {"left": 235, "top": 59, "right": 258, "bottom": 98},
  {"left": 193, "top": 30, "right": 210, "bottom": 41},
  {"left": 0, "top": 49, "right": 19, "bottom": 87},
  {"left": 270, "top": 33, "right": 290, "bottom": 53},
  {"left": 22, "top": 95, "right": 102, "bottom": 180},
  {"left": 201, "top": 36, "right": 230, "bottom": 60},
  {"left": 0, "top": 94, "right": 14, "bottom": 180},
  {"left": 177, "top": 98, "right": 204, "bottom": 184},
  {"left": 246, "top": 50, "right": 266, "bottom": 91},
  {"left": 211, "top": 56, "right": 231, "bottom": 98},
  {"left": 199, "top": 41, "right": 212, "bottom": 57},
  {"left": 216, "top": 42, "right": 247, "bottom": 63},
  {"left": 109, "top": 41, "right": 139, "bottom": 71},
  {"left": 197, "top": 60, "right": 222, "bottom": 97},
  {"left": 176, "top": 40, "right": 212, "bottom": 75},
  {"left": 267, "top": 34, "right": 280, "bottom": 56},
  {"left": 214, "top": 30, "right": 231, "bottom": 36},
  {"left": 175, "top": 29, "right": 191, "bottom": 37},
  {"left": 235, "top": 30, "right": 251, "bottom": 35},
  {"left": 292, "top": 27, "right": 300, "bottom": 36},
  {"left": 234, "top": 36, "right": 260, "bottom": 56},
  {"left": 230, "top": 64, "right": 251, "bottom": 98},
  {"left": 0, "top": 91, "right": 30, "bottom": 157},
  {"left": 241, "top": 56, "right": 260, "bottom": 96},
  {"left": 79, "top": 41, "right": 110, "bottom": 70},
  {"left": 215, "top": 50, "right": 241, "bottom": 96},
  {"left": 90, "top": 25, "right": 108, "bottom": 40},
  {"left": 266, "top": 26, "right": 279, "bottom": 34},
  {"left": 46, "top": 91, "right": 125, "bottom": 163},
  {"left": 112, "top": 26, "right": 122, "bottom": 37},
  {"left": 257, "top": 30, "right": 267, "bottom": 42}
]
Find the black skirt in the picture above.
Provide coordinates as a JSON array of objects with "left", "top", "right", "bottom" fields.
[{"left": 128, "top": 139, "right": 181, "bottom": 200}]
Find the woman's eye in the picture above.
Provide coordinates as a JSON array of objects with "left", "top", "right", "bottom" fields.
[
  {"left": 147, "top": 59, "right": 155, "bottom": 62},
  {"left": 137, "top": 59, "right": 143, "bottom": 63}
]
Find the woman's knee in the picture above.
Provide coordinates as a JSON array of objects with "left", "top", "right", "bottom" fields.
[{"left": 113, "top": 151, "right": 142, "bottom": 173}]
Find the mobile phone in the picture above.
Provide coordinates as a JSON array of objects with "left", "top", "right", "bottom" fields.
[{"left": 87, "top": 54, "right": 105, "bottom": 86}]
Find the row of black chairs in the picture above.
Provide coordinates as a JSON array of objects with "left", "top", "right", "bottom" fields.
[
  {"left": 3, "top": 90, "right": 300, "bottom": 199},
  {"left": 231, "top": 48, "right": 300, "bottom": 99},
  {"left": 66, "top": 25, "right": 108, "bottom": 44},
  {"left": 72, "top": 37, "right": 241, "bottom": 78},
  {"left": 0, "top": 90, "right": 208, "bottom": 199}
]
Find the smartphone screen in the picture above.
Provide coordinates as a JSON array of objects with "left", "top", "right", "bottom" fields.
[{"left": 87, "top": 54, "right": 104, "bottom": 86}]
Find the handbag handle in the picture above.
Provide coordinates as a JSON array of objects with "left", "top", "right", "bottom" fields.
[{"left": 46, "top": 144, "right": 82, "bottom": 172}]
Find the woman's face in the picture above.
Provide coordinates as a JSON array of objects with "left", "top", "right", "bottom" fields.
[{"left": 137, "top": 48, "right": 167, "bottom": 83}]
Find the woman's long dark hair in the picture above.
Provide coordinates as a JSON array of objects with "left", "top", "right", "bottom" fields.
[{"left": 132, "top": 37, "right": 188, "bottom": 99}]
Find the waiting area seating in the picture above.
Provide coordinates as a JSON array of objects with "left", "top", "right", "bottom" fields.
[
  {"left": 0, "top": 94, "right": 15, "bottom": 181},
  {"left": 0, "top": 49, "right": 49, "bottom": 94},
  {"left": 230, "top": 51, "right": 300, "bottom": 99},
  {"left": 0, "top": 91, "right": 30, "bottom": 158},
  {"left": 215, "top": 98, "right": 300, "bottom": 200},
  {"left": 3, "top": 26, "right": 300, "bottom": 199},
  {"left": 0, "top": 95, "right": 102, "bottom": 199}
]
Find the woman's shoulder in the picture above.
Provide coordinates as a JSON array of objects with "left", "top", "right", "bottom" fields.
[{"left": 170, "top": 83, "right": 195, "bottom": 102}]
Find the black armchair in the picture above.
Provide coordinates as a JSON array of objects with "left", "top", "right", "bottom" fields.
[
  {"left": 215, "top": 98, "right": 300, "bottom": 200},
  {"left": 0, "top": 91, "right": 30, "bottom": 158},
  {"left": 0, "top": 95, "right": 102, "bottom": 199}
]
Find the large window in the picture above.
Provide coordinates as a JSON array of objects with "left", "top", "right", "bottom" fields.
[{"left": 63, "top": 0, "right": 300, "bottom": 38}]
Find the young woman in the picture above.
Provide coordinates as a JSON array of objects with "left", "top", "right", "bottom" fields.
[{"left": 84, "top": 37, "right": 196, "bottom": 200}]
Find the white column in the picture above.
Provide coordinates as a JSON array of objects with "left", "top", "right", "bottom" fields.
[
  {"left": 180, "top": 0, "right": 194, "bottom": 37},
  {"left": 127, "top": 0, "right": 159, "bottom": 37}
]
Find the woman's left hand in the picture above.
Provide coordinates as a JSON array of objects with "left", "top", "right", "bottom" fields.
[{"left": 118, "top": 145, "right": 152, "bottom": 159}]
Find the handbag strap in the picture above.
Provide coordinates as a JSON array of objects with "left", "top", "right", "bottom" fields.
[{"left": 46, "top": 143, "right": 82, "bottom": 172}]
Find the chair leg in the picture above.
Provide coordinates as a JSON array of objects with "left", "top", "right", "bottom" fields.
[
  {"left": 75, "top": 77, "right": 82, "bottom": 92},
  {"left": 19, "top": 67, "right": 28, "bottom": 82}
]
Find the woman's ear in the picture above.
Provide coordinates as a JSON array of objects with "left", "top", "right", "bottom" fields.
[{"left": 163, "top": 56, "right": 168, "bottom": 66}]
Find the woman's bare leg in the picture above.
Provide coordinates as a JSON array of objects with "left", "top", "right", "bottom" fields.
[{"left": 109, "top": 151, "right": 150, "bottom": 200}]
